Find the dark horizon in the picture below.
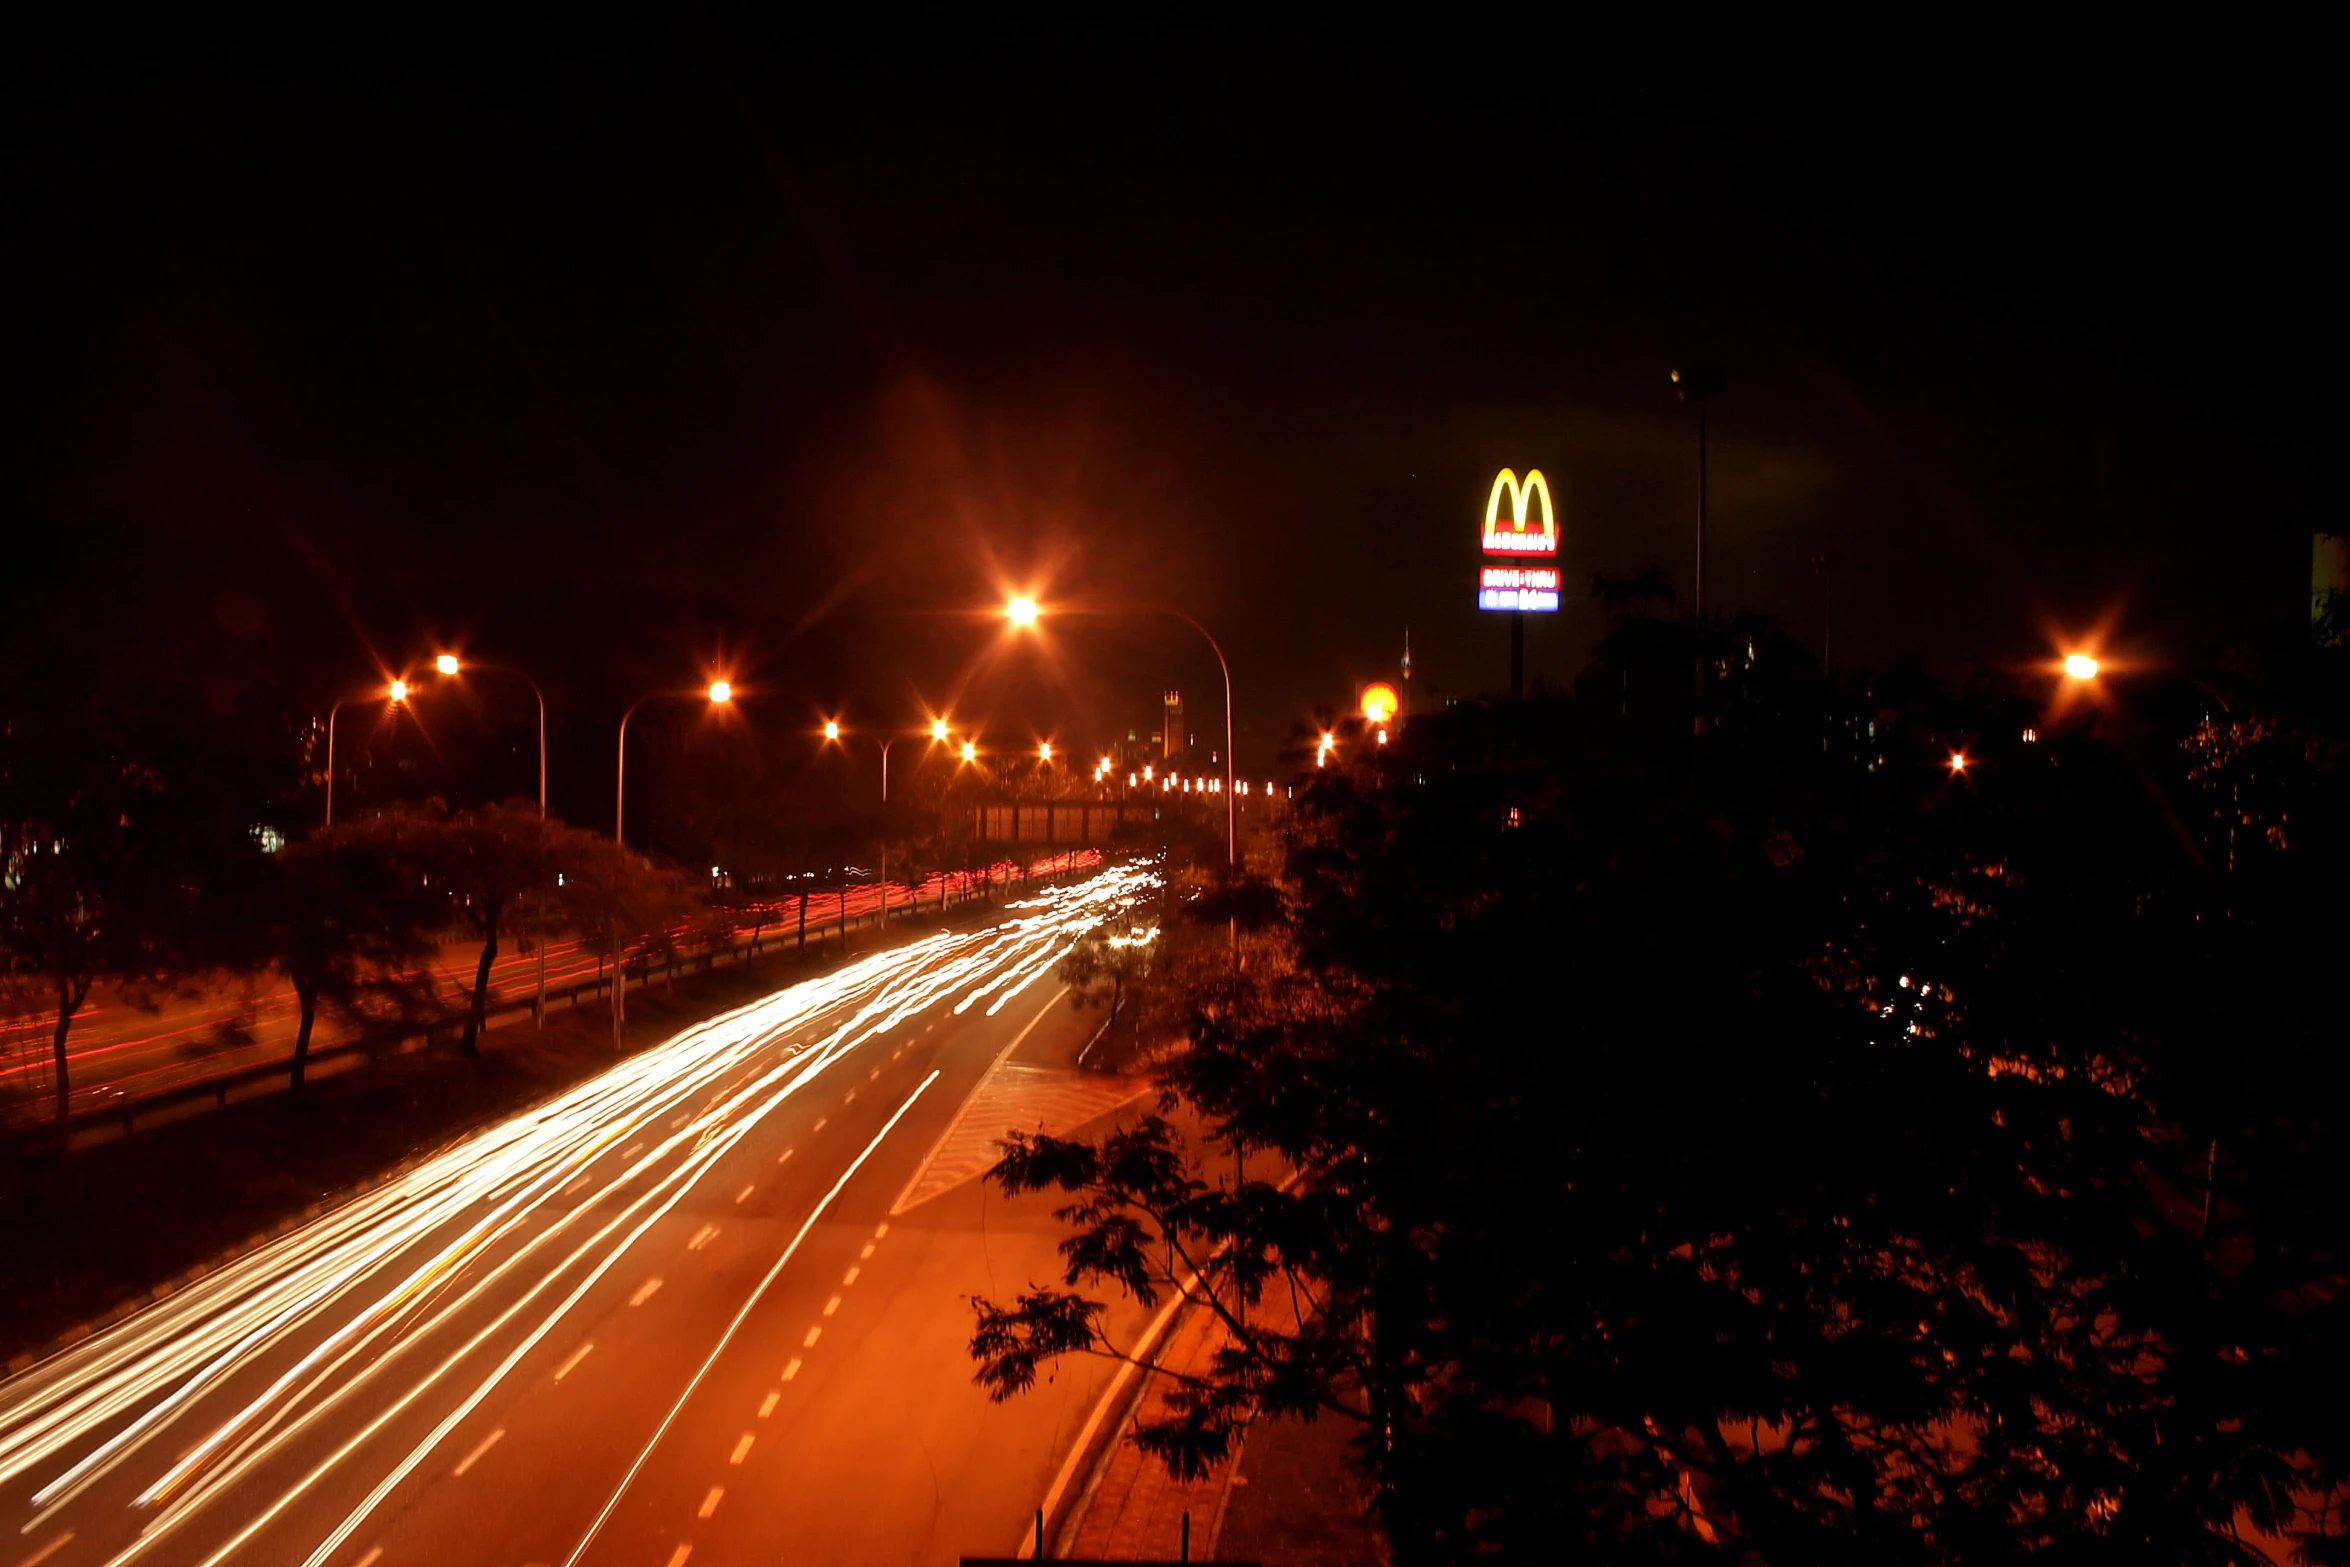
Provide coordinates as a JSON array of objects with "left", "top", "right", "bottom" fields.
[{"left": 6, "top": 34, "right": 2330, "bottom": 770}]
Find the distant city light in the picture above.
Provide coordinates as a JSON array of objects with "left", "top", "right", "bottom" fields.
[
  {"left": 708, "top": 681, "right": 732, "bottom": 703},
  {"left": 1376, "top": 728, "right": 1389, "bottom": 745},
  {"left": 1142, "top": 765, "right": 1153, "bottom": 781},
  {"left": 435, "top": 654, "right": 460, "bottom": 675},
  {"left": 2064, "top": 654, "right": 2100, "bottom": 680},
  {"left": 2022, "top": 728, "right": 2038, "bottom": 743},
  {"left": 961, "top": 740, "right": 977, "bottom": 762},
  {"left": 1949, "top": 751, "right": 1968, "bottom": 773}
]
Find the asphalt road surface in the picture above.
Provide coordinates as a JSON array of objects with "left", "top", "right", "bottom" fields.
[{"left": 0, "top": 860, "right": 1158, "bottom": 1566}]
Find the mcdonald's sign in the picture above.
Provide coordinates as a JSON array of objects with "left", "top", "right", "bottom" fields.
[{"left": 1477, "top": 467, "right": 1560, "bottom": 612}]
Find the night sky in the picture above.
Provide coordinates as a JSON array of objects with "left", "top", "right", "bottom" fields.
[{"left": 5, "top": 32, "right": 2326, "bottom": 773}]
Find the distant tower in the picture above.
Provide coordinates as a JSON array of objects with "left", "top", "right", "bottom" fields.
[
  {"left": 1163, "top": 691, "right": 1184, "bottom": 761},
  {"left": 1401, "top": 627, "right": 1412, "bottom": 710}
]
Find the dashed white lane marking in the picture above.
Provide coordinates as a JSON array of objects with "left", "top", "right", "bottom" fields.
[
  {"left": 451, "top": 1427, "right": 504, "bottom": 1476},
  {"left": 663, "top": 1546, "right": 692, "bottom": 1567},
  {"left": 16, "top": 1533, "right": 76, "bottom": 1567},
  {"left": 630, "top": 1277, "right": 664, "bottom": 1307},
  {"left": 734, "top": 1184, "right": 755, "bottom": 1204},
  {"left": 841, "top": 1266, "right": 860, "bottom": 1286},
  {"left": 728, "top": 1434, "right": 755, "bottom": 1465},
  {"left": 697, "top": 1486, "right": 724, "bottom": 1519},
  {"left": 623, "top": 1143, "right": 644, "bottom": 1159},
  {"left": 565, "top": 1173, "right": 592, "bottom": 1194},
  {"left": 777, "top": 1147, "right": 795, "bottom": 1165},
  {"left": 351, "top": 1549, "right": 381, "bottom": 1567},
  {"left": 781, "top": 1358, "right": 802, "bottom": 1381},
  {"left": 670, "top": 1115, "right": 688, "bottom": 1129},
  {"left": 869, "top": 1066, "right": 881, "bottom": 1080},
  {"left": 843, "top": 1089, "right": 857, "bottom": 1104},
  {"left": 858, "top": 1242, "right": 875, "bottom": 1260},
  {"left": 821, "top": 1296, "right": 842, "bottom": 1317},
  {"left": 813, "top": 1117, "right": 828, "bottom": 1132},
  {"left": 874, "top": 1222, "right": 890, "bottom": 1239},
  {"left": 758, "top": 1391, "right": 779, "bottom": 1418},
  {"left": 554, "top": 1341, "right": 595, "bottom": 1380},
  {"left": 687, "top": 1224, "right": 719, "bottom": 1251},
  {"left": 802, "top": 1326, "right": 822, "bottom": 1348}
]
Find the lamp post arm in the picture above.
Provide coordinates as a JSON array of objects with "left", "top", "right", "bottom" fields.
[
  {"left": 615, "top": 694, "right": 656, "bottom": 846},
  {"left": 1148, "top": 606, "right": 1236, "bottom": 870},
  {"left": 324, "top": 699, "right": 346, "bottom": 828}
]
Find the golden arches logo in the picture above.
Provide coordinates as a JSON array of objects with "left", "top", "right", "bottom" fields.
[{"left": 1481, "top": 468, "right": 1557, "bottom": 556}]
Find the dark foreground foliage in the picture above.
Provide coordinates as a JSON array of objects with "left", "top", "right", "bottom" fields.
[{"left": 975, "top": 625, "right": 2350, "bottom": 1565}]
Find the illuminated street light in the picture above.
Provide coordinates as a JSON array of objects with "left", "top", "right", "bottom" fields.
[
  {"left": 323, "top": 677, "right": 418, "bottom": 826},
  {"left": 1949, "top": 751, "right": 1969, "bottom": 773},
  {"left": 614, "top": 677, "right": 736, "bottom": 1043},
  {"left": 823, "top": 719, "right": 840, "bottom": 740},
  {"left": 434, "top": 653, "right": 460, "bottom": 676},
  {"left": 1376, "top": 728, "right": 1389, "bottom": 745},
  {"left": 1006, "top": 596, "right": 1040, "bottom": 626},
  {"left": 2064, "top": 654, "right": 2100, "bottom": 680},
  {"left": 961, "top": 740, "right": 978, "bottom": 763},
  {"left": 1038, "top": 741, "right": 1053, "bottom": 763},
  {"left": 931, "top": 717, "right": 950, "bottom": 741},
  {"left": 431, "top": 649, "right": 555, "bottom": 1016}
]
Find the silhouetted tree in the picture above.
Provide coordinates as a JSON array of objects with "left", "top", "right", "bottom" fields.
[{"left": 974, "top": 634, "right": 2350, "bottom": 1564}]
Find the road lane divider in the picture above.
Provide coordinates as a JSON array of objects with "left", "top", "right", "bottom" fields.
[
  {"left": 449, "top": 1428, "right": 503, "bottom": 1477},
  {"left": 551, "top": 1343, "right": 594, "bottom": 1382},
  {"left": 556, "top": 1070, "right": 943, "bottom": 1567}
]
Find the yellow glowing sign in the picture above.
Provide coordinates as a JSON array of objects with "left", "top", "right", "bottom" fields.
[
  {"left": 1359, "top": 682, "right": 1400, "bottom": 723},
  {"left": 1481, "top": 468, "right": 1557, "bottom": 557}
]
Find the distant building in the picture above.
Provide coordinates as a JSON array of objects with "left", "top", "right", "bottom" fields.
[
  {"left": 1163, "top": 691, "right": 1185, "bottom": 761},
  {"left": 2317, "top": 531, "right": 2348, "bottom": 643}
]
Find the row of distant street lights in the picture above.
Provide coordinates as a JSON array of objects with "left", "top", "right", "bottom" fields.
[{"left": 320, "top": 595, "right": 1243, "bottom": 878}]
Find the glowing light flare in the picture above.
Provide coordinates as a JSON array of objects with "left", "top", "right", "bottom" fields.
[
  {"left": 961, "top": 741, "right": 977, "bottom": 763},
  {"left": 1006, "top": 597, "right": 1039, "bottom": 626},
  {"left": 1038, "top": 742, "right": 1052, "bottom": 762},
  {"left": 1949, "top": 752, "right": 1969, "bottom": 773},
  {"left": 931, "top": 719, "right": 950, "bottom": 741},
  {"left": 1359, "top": 682, "right": 1400, "bottom": 723},
  {"left": 708, "top": 682, "right": 733, "bottom": 704},
  {"left": 387, "top": 680, "right": 409, "bottom": 704},
  {"left": 2064, "top": 654, "right": 2100, "bottom": 680},
  {"left": 434, "top": 654, "right": 460, "bottom": 676},
  {"left": 1376, "top": 728, "right": 1389, "bottom": 745},
  {"left": 823, "top": 720, "right": 840, "bottom": 740}
]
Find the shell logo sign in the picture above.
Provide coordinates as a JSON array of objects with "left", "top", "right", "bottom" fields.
[
  {"left": 1477, "top": 467, "right": 1561, "bottom": 612},
  {"left": 1359, "top": 682, "right": 1400, "bottom": 723}
]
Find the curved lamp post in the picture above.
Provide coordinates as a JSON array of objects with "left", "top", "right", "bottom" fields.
[
  {"left": 323, "top": 678, "right": 412, "bottom": 827},
  {"left": 610, "top": 681, "right": 732, "bottom": 1042}
]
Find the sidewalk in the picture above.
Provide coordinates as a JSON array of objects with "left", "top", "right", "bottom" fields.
[{"left": 1063, "top": 1293, "right": 1384, "bottom": 1563}]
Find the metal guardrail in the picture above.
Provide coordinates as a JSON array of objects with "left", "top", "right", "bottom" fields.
[{"left": 37, "top": 903, "right": 899, "bottom": 1150}]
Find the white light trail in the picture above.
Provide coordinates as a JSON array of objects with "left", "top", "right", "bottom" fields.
[{"left": 0, "top": 859, "right": 1159, "bottom": 1567}]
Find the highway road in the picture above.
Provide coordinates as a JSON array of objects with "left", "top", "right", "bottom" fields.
[
  {"left": 1, "top": 858, "right": 1084, "bottom": 1125},
  {"left": 0, "top": 859, "right": 1158, "bottom": 1565}
]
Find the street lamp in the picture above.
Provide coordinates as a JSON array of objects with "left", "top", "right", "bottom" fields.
[
  {"left": 1038, "top": 741, "right": 1053, "bottom": 763},
  {"left": 612, "top": 680, "right": 732, "bottom": 1042},
  {"left": 1005, "top": 597, "right": 1237, "bottom": 875},
  {"left": 432, "top": 652, "right": 550, "bottom": 817},
  {"left": 2064, "top": 654, "right": 2101, "bottom": 680},
  {"left": 962, "top": 740, "right": 978, "bottom": 764},
  {"left": 435, "top": 650, "right": 555, "bottom": 1024},
  {"left": 323, "top": 678, "right": 411, "bottom": 827},
  {"left": 931, "top": 717, "right": 950, "bottom": 741},
  {"left": 1672, "top": 361, "right": 1726, "bottom": 735},
  {"left": 824, "top": 714, "right": 952, "bottom": 929}
]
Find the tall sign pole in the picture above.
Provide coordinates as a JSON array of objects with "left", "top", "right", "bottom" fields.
[{"left": 1476, "top": 468, "right": 1561, "bottom": 698}]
